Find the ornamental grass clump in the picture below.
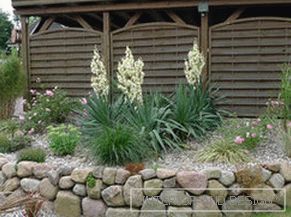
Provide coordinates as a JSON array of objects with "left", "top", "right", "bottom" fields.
[
  {"left": 91, "top": 46, "right": 109, "bottom": 97},
  {"left": 117, "top": 46, "right": 144, "bottom": 104}
]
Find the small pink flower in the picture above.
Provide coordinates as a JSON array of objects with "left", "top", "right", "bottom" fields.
[
  {"left": 45, "top": 90, "right": 54, "bottom": 97},
  {"left": 19, "top": 115, "right": 25, "bottom": 121},
  {"left": 234, "top": 136, "right": 245, "bottom": 144},
  {"left": 287, "top": 122, "right": 291, "bottom": 128},
  {"left": 251, "top": 133, "right": 257, "bottom": 138},
  {"left": 30, "top": 89, "right": 36, "bottom": 95},
  {"left": 266, "top": 124, "right": 273, "bottom": 130},
  {"left": 28, "top": 128, "right": 35, "bottom": 135},
  {"left": 80, "top": 98, "right": 87, "bottom": 105}
]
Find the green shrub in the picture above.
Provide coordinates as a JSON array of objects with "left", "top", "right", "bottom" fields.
[
  {"left": 126, "top": 93, "right": 182, "bottom": 153},
  {"left": 196, "top": 139, "right": 250, "bottom": 164},
  {"left": 0, "top": 119, "right": 20, "bottom": 138},
  {"left": 18, "top": 148, "right": 46, "bottom": 163},
  {"left": 170, "top": 83, "right": 223, "bottom": 140},
  {"left": 47, "top": 124, "right": 80, "bottom": 156},
  {"left": 280, "top": 65, "right": 291, "bottom": 124},
  {"left": 0, "top": 133, "right": 13, "bottom": 153},
  {"left": 90, "top": 124, "right": 149, "bottom": 165},
  {"left": 0, "top": 53, "right": 25, "bottom": 103},
  {"left": 86, "top": 174, "right": 96, "bottom": 189},
  {"left": 24, "top": 88, "right": 78, "bottom": 133}
]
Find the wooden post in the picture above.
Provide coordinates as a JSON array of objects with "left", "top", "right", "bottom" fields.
[
  {"left": 103, "top": 12, "right": 112, "bottom": 100},
  {"left": 21, "top": 16, "right": 30, "bottom": 100},
  {"left": 200, "top": 12, "right": 209, "bottom": 87}
]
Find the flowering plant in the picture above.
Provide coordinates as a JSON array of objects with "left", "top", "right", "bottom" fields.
[
  {"left": 91, "top": 46, "right": 109, "bottom": 97},
  {"left": 23, "top": 88, "right": 78, "bottom": 133},
  {"left": 117, "top": 46, "right": 144, "bottom": 104},
  {"left": 184, "top": 41, "right": 205, "bottom": 87}
]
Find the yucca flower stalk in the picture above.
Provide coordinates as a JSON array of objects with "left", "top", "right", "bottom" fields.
[
  {"left": 117, "top": 46, "right": 144, "bottom": 104},
  {"left": 90, "top": 46, "right": 109, "bottom": 97},
  {"left": 184, "top": 41, "right": 205, "bottom": 87}
]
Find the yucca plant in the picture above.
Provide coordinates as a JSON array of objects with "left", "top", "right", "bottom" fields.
[
  {"left": 170, "top": 82, "right": 223, "bottom": 140},
  {"left": 126, "top": 93, "right": 182, "bottom": 153},
  {"left": 196, "top": 139, "right": 250, "bottom": 164}
]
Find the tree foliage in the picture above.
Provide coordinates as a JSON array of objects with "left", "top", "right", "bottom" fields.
[{"left": 0, "top": 10, "right": 13, "bottom": 51}]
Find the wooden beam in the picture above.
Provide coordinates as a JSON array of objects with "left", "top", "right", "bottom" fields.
[
  {"left": 125, "top": 12, "right": 142, "bottom": 27},
  {"left": 15, "top": 1, "right": 198, "bottom": 16},
  {"left": 200, "top": 12, "right": 209, "bottom": 87},
  {"left": 166, "top": 11, "right": 186, "bottom": 25},
  {"left": 74, "top": 15, "right": 93, "bottom": 30},
  {"left": 21, "top": 16, "right": 31, "bottom": 100},
  {"left": 225, "top": 8, "right": 246, "bottom": 23},
  {"left": 88, "top": 13, "right": 119, "bottom": 29},
  {"left": 39, "top": 17, "right": 54, "bottom": 32},
  {"left": 103, "top": 12, "right": 112, "bottom": 100}
]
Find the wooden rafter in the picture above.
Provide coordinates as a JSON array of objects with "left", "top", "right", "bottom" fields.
[
  {"left": 74, "top": 15, "right": 93, "bottom": 29},
  {"left": 39, "top": 17, "right": 54, "bottom": 32},
  {"left": 225, "top": 7, "right": 246, "bottom": 23},
  {"left": 166, "top": 11, "right": 186, "bottom": 24},
  {"left": 88, "top": 13, "right": 120, "bottom": 29},
  {"left": 125, "top": 12, "right": 142, "bottom": 27},
  {"left": 30, "top": 17, "right": 44, "bottom": 34}
]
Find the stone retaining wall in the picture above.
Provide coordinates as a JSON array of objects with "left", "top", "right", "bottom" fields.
[{"left": 0, "top": 157, "right": 291, "bottom": 217}]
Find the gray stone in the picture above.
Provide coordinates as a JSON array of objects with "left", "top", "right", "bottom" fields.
[
  {"left": 73, "top": 184, "right": 87, "bottom": 197},
  {"left": 229, "top": 184, "right": 243, "bottom": 196},
  {"left": 222, "top": 196, "right": 253, "bottom": 217},
  {"left": 2, "top": 163, "right": 16, "bottom": 178},
  {"left": 261, "top": 168, "right": 272, "bottom": 182},
  {"left": 280, "top": 162, "right": 291, "bottom": 182},
  {"left": 193, "top": 195, "right": 222, "bottom": 217},
  {"left": 0, "top": 171, "right": 7, "bottom": 185},
  {"left": 20, "top": 178, "right": 40, "bottom": 193},
  {"left": 87, "top": 179, "right": 103, "bottom": 199},
  {"left": 163, "top": 177, "right": 176, "bottom": 188},
  {"left": 219, "top": 171, "right": 235, "bottom": 186},
  {"left": 55, "top": 191, "right": 81, "bottom": 217},
  {"left": 58, "top": 165, "right": 74, "bottom": 176},
  {"left": 33, "top": 164, "right": 52, "bottom": 179},
  {"left": 71, "top": 168, "right": 93, "bottom": 183},
  {"left": 160, "top": 189, "right": 192, "bottom": 206},
  {"left": 156, "top": 169, "right": 176, "bottom": 179},
  {"left": 102, "top": 185, "right": 125, "bottom": 206},
  {"left": 201, "top": 168, "right": 222, "bottom": 179},
  {"left": 93, "top": 166, "right": 105, "bottom": 179},
  {"left": 115, "top": 169, "right": 131, "bottom": 185},
  {"left": 168, "top": 207, "right": 192, "bottom": 217},
  {"left": 144, "top": 179, "right": 163, "bottom": 196},
  {"left": 253, "top": 203, "right": 281, "bottom": 211},
  {"left": 140, "top": 198, "right": 166, "bottom": 217},
  {"left": 176, "top": 171, "right": 207, "bottom": 195},
  {"left": 82, "top": 197, "right": 106, "bottom": 217},
  {"left": 250, "top": 184, "right": 276, "bottom": 202},
  {"left": 269, "top": 173, "right": 285, "bottom": 189},
  {"left": 16, "top": 161, "right": 36, "bottom": 177},
  {"left": 103, "top": 168, "right": 117, "bottom": 185},
  {"left": 5, "top": 188, "right": 26, "bottom": 203},
  {"left": 208, "top": 180, "right": 228, "bottom": 204},
  {"left": 123, "top": 175, "right": 143, "bottom": 208},
  {"left": 275, "top": 184, "right": 291, "bottom": 207},
  {"left": 3, "top": 177, "right": 20, "bottom": 192},
  {"left": 0, "top": 158, "right": 8, "bottom": 169},
  {"left": 59, "top": 176, "right": 74, "bottom": 189},
  {"left": 39, "top": 178, "right": 58, "bottom": 200},
  {"left": 106, "top": 208, "right": 139, "bottom": 217},
  {"left": 47, "top": 170, "right": 60, "bottom": 186},
  {"left": 139, "top": 169, "right": 156, "bottom": 180},
  {"left": 264, "top": 164, "right": 281, "bottom": 172}
]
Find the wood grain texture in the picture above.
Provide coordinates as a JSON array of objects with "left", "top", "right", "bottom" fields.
[{"left": 209, "top": 17, "right": 291, "bottom": 117}]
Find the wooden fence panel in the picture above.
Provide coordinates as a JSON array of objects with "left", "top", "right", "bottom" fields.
[
  {"left": 29, "top": 28, "right": 102, "bottom": 97},
  {"left": 112, "top": 22, "right": 199, "bottom": 94},
  {"left": 210, "top": 17, "right": 291, "bottom": 117}
]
